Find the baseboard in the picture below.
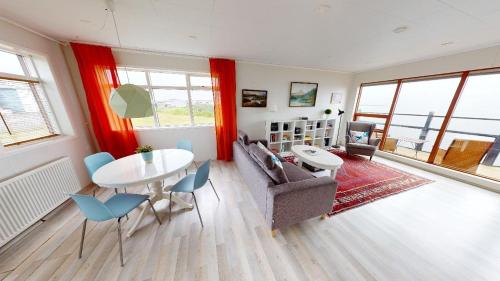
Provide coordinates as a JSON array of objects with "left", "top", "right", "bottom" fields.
[{"left": 375, "top": 150, "right": 500, "bottom": 193}]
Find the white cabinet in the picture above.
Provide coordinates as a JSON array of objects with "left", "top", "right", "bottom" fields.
[{"left": 265, "top": 118, "right": 336, "bottom": 155}]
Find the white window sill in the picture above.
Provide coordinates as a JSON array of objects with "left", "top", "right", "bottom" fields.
[
  {"left": 0, "top": 135, "right": 76, "bottom": 158},
  {"left": 134, "top": 125, "right": 215, "bottom": 132}
]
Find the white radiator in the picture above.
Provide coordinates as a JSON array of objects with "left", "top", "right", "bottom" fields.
[{"left": 0, "top": 157, "right": 81, "bottom": 247}]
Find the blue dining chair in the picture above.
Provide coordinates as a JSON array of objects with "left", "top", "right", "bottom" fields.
[
  {"left": 176, "top": 140, "right": 219, "bottom": 201},
  {"left": 176, "top": 140, "right": 198, "bottom": 173},
  {"left": 168, "top": 160, "right": 219, "bottom": 227},
  {"left": 70, "top": 193, "right": 161, "bottom": 266},
  {"left": 84, "top": 152, "right": 135, "bottom": 197}
]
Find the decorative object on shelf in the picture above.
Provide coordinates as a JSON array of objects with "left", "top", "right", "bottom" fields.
[
  {"left": 332, "top": 109, "right": 345, "bottom": 148},
  {"left": 242, "top": 89, "right": 267, "bottom": 107},
  {"left": 283, "top": 123, "right": 289, "bottom": 131},
  {"left": 299, "top": 117, "right": 309, "bottom": 120},
  {"left": 105, "top": 0, "right": 153, "bottom": 118},
  {"left": 136, "top": 145, "right": 154, "bottom": 163},
  {"left": 323, "top": 108, "right": 332, "bottom": 119},
  {"left": 271, "top": 122, "right": 279, "bottom": 131},
  {"left": 294, "top": 127, "right": 301, "bottom": 134},
  {"left": 289, "top": 82, "right": 318, "bottom": 107}
]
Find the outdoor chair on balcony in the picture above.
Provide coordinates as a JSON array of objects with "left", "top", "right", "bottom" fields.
[{"left": 441, "top": 139, "right": 493, "bottom": 173}]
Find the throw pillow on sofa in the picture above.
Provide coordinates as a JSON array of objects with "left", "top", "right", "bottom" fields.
[
  {"left": 257, "top": 141, "right": 283, "bottom": 169},
  {"left": 248, "top": 143, "right": 289, "bottom": 184},
  {"left": 350, "top": 131, "right": 369, "bottom": 144}
]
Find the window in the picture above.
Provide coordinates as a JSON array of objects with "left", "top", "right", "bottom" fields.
[
  {"left": 385, "top": 77, "right": 461, "bottom": 161},
  {"left": 434, "top": 72, "right": 500, "bottom": 181},
  {"left": 357, "top": 83, "right": 397, "bottom": 114},
  {"left": 117, "top": 68, "right": 214, "bottom": 128},
  {"left": 355, "top": 69, "right": 500, "bottom": 183},
  {"left": 0, "top": 49, "right": 60, "bottom": 146}
]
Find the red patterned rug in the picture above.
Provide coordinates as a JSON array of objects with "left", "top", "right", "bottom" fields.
[{"left": 283, "top": 149, "right": 433, "bottom": 215}]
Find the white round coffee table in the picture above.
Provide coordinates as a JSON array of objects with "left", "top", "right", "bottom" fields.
[
  {"left": 93, "top": 149, "right": 194, "bottom": 236},
  {"left": 291, "top": 145, "right": 344, "bottom": 178}
]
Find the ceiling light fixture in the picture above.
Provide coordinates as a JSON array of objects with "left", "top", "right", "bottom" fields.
[
  {"left": 392, "top": 26, "right": 408, "bottom": 34},
  {"left": 440, "top": 41, "right": 454, "bottom": 46},
  {"left": 105, "top": 0, "right": 153, "bottom": 118},
  {"left": 315, "top": 4, "right": 331, "bottom": 14}
]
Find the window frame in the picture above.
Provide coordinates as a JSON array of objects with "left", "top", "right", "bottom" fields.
[
  {"left": 354, "top": 66, "right": 500, "bottom": 182},
  {"left": 0, "top": 50, "right": 60, "bottom": 147},
  {"left": 117, "top": 67, "right": 214, "bottom": 128}
]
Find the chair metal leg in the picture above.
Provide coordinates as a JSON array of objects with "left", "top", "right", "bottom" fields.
[
  {"left": 117, "top": 217, "right": 124, "bottom": 267},
  {"left": 193, "top": 161, "right": 198, "bottom": 168},
  {"left": 208, "top": 179, "right": 220, "bottom": 201},
  {"left": 92, "top": 185, "right": 98, "bottom": 197},
  {"left": 78, "top": 219, "right": 87, "bottom": 258},
  {"left": 114, "top": 188, "right": 129, "bottom": 220},
  {"left": 147, "top": 199, "right": 161, "bottom": 225},
  {"left": 185, "top": 169, "right": 188, "bottom": 176},
  {"left": 124, "top": 187, "right": 127, "bottom": 193},
  {"left": 192, "top": 192, "right": 203, "bottom": 228},
  {"left": 169, "top": 192, "right": 173, "bottom": 221}
]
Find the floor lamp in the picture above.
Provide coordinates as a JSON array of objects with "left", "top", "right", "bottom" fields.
[{"left": 332, "top": 109, "right": 345, "bottom": 148}]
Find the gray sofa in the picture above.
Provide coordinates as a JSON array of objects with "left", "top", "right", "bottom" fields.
[
  {"left": 233, "top": 130, "right": 337, "bottom": 236},
  {"left": 345, "top": 121, "right": 381, "bottom": 160}
]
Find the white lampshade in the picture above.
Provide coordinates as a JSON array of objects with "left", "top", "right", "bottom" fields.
[{"left": 109, "top": 84, "right": 153, "bottom": 118}]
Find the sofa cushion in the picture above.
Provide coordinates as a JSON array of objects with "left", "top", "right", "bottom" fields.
[
  {"left": 248, "top": 143, "right": 289, "bottom": 184},
  {"left": 282, "top": 162, "right": 314, "bottom": 182},
  {"left": 350, "top": 130, "right": 369, "bottom": 144},
  {"left": 238, "top": 130, "right": 249, "bottom": 145},
  {"left": 257, "top": 141, "right": 283, "bottom": 169}
]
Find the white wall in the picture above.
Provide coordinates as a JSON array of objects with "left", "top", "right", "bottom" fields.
[
  {"left": 97, "top": 50, "right": 354, "bottom": 160},
  {"left": 0, "top": 20, "right": 95, "bottom": 187},
  {"left": 236, "top": 62, "right": 352, "bottom": 140}
]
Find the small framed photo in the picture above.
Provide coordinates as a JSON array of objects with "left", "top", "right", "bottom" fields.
[
  {"left": 289, "top": 82, "right": 318, "bottom": 107},
  {"left": 242, "top": 89, "right": 268, "bottom": 107}
]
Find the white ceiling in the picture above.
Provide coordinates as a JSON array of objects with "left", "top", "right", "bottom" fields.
[{"left": 1, "top": 0, "right": 500, "bottom": 72}]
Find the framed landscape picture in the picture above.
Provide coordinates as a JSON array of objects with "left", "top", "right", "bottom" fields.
[
  {"left": 289, "top": 82, "right": 318, "bottom": 107},
  {"left": 242, "top": 89, "right": 268, "bottom": 107}
]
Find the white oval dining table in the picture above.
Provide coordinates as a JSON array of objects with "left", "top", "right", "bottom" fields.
[{"left": 92, "top": 149, "right": 194, "bottom": 237}]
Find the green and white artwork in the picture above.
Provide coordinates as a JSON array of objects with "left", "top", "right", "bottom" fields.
[{"left": 289, "top": 82, "right": 318, "bottom": 107}]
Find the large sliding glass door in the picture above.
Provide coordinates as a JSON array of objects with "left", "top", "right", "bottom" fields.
[
  {"left": 354, "top": 69, "right": 500, "bottom": 182},
  {"left": 433, "top": 72, "right": 500, "bottom": 181},
  {"left": 383, "top": 77, "right": 461, "bottom": 161}
]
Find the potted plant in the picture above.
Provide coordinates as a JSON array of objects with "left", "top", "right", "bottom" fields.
[
  {"left": 136, "top": 145, "right": 154, "bottom": 163},
  {"left": 323, "top": 108, "right": 332, "bottom": 119}
]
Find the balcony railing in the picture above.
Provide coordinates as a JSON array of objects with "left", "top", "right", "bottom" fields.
[{"left": 373, "top": 112, "right": 500, "bottom": 167}]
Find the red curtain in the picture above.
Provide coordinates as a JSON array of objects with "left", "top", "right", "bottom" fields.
[
  {"left": 71, "top": 42, "right": 138, "bottom": 159},
  {"left": 210, "top": 58, "right": 237, "bottom": 161}
]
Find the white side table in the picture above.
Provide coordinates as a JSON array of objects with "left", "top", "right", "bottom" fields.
[
  {"left": 291, "top": 145, "right": 344, "bottom": 178},
  {"left": 93, "top": 149, "right": 194, "bottom": 236}
]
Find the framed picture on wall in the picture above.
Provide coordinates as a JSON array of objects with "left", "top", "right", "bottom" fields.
[
  {"left": 289, "top": 82, "right": 318, "bottom": 107},
  {"left": 242, "top": 89, "right": 268, "bottom": 107}
]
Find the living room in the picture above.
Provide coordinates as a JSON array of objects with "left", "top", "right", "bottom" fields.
[{"left": 0, "top": 1, "right": 499, "bottom": 280}]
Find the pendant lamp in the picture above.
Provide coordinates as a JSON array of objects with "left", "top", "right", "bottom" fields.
[{"left": 106, "top": 0, "right": 153, "bottom": 118}]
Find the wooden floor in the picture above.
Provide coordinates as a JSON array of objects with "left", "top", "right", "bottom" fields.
[{"left": 1, "top": 158, "right": 500, "bottom": 281}]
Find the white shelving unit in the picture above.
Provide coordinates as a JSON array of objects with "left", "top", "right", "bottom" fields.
[{"left": 265, "top": 118, "right": 336, "bottom": 155}]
